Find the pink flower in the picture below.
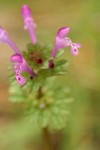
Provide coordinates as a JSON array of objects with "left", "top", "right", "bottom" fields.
[
  {"left": 11, "top": 54, "right": 36, "bottom": 85},
  {"left": 0, "top": 27, "right": 21, "bottom": 54},
  {"left": 70, "top": 43, "right": 81, "bottom": 55},
  {"left": 0, "top": 27, "right": 36, "bottom": 85},
  {"left": 52, "top": 27, "right": 81, "bottom": 58},
  {"left": 22, "top": 5, "right": 37, "bottom": 44}
]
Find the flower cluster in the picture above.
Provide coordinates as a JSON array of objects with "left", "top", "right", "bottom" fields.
[
  {"left": 0, "top": 4, "right": 81, "bottom": 86},
  {"left": 0, "top": 4, "right": 82, "bottom": 130},
  {"left": 52, "top": 27, "right": 81, "bottom": 58}
]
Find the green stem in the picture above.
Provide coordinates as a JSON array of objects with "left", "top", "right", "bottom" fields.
[
  {"left": 37, "top": 88, "right": 53, "bottom": 150},
  {"left": 43, "top": 127, "right": 53, "bottom": 150},
  {"left": 37, "top": 86, "right": 44, "bottom": 99}
]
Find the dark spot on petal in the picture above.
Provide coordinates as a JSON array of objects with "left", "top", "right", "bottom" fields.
[
  {"left": 18, "top": 78, "right": 21, "bottom": 81},
  {"left": 74, "top": 49, "right": 77, "bottom": 52}
]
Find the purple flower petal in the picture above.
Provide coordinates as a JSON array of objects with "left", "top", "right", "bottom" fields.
[
  {"left": 0, "top": 27, "right": 9, "bottom": 43},
  {"left": 27, "top": 25, "right": 37, "bottom": 44},
  {"left": 57, "top": 27, "right": 70, "bottom": 38},
  {"left": 11, "top": 54, "right": 36, "bottom": 85},
  {"left": 52, "top": 28, "right": 72, "bottom": 58},
  {"left": 72, "top": 43, "right": 82, "bottom": 48},
  {"left": 12, "top": 54, "right": 35, "bottom": 75},
  {"left": 16, "top": 73, "right": 26, "bottom": 85},
  {"left": 52, "top": 27, "right": 81, "bottom": 58},
  {"left": 0, "top": 27, "right": 21, "bottom": 54},
  {"left": 22, "top": 5, "right": 37, "bottom": 44},
  {"left": 22, "top": 4, "right": 32, "bottom": 19},
  {"left": 11, "top": 54, "right": 23, "bottom": 63},
  {"left": 71, "top": 43, "right": 79, "bottom": 55}
]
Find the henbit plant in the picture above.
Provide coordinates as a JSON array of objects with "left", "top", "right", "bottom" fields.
[{"left": 0, "top": 4, "right": 81, "bottom": 149}]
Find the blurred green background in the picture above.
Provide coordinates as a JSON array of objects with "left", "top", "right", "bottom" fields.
[{"left": 0, "top": 0, "right": 100, "bottom": 150}]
